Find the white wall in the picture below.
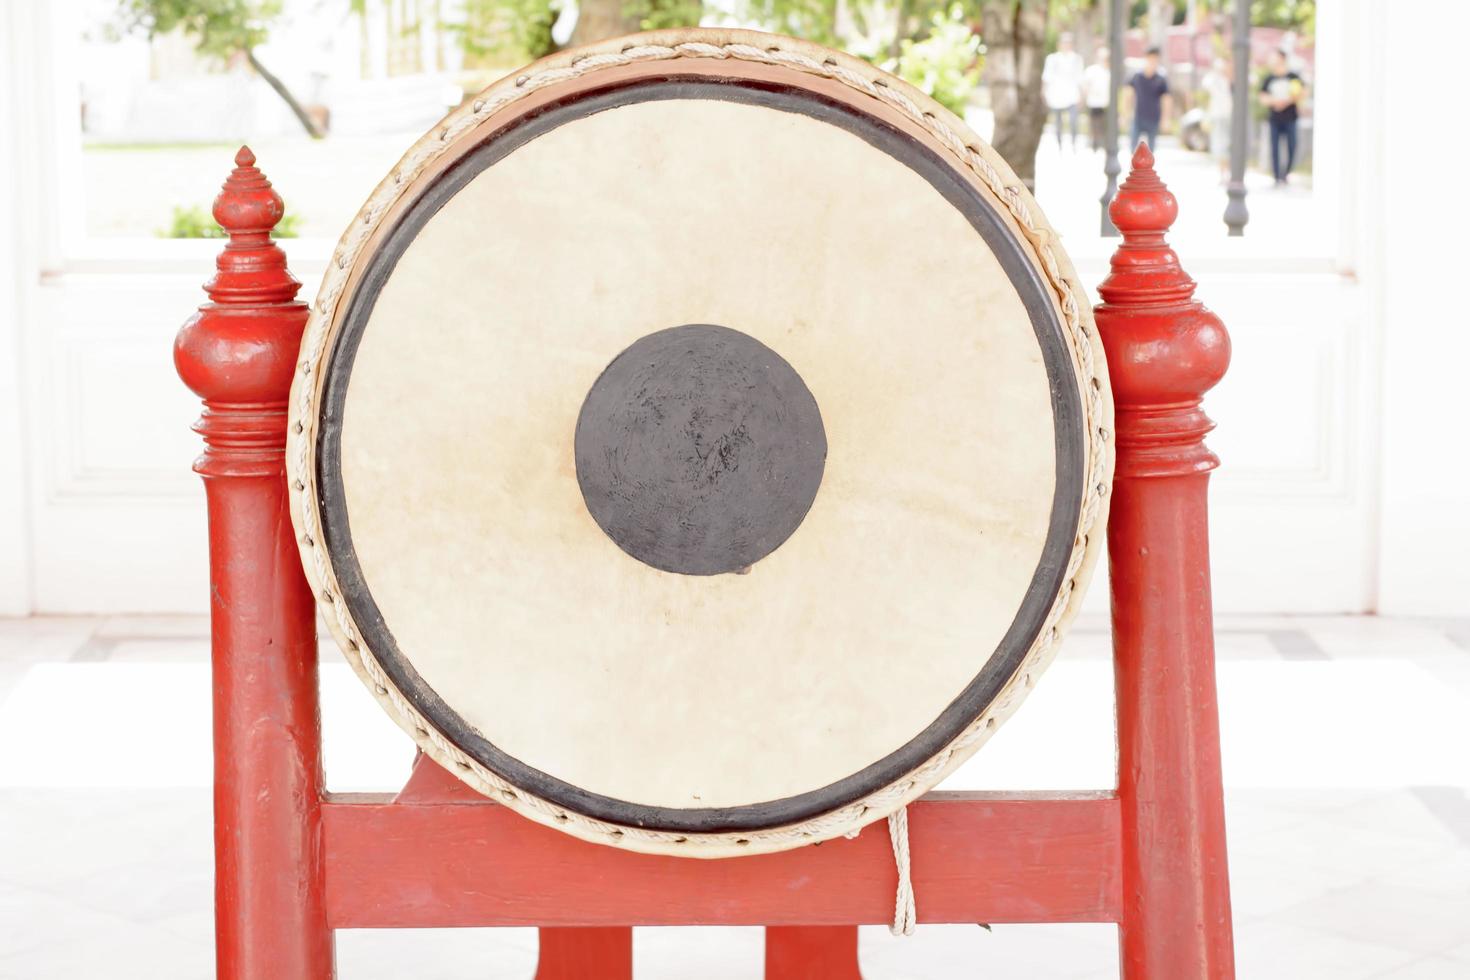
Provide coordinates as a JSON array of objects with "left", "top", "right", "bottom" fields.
[{"left": 1371, "top": 2, "right": 1470, "bottom": 614}]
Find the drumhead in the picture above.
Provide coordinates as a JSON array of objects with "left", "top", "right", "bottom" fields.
[{"left": 289, "top": 29, "right": 1112, "bottom": 856}]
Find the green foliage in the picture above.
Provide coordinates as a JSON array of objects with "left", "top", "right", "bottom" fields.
[
  {"left": 1195, "top": 0, "right": 1314, "bottom": 33},
  {"left": 1250, "top": 0, "right": 1313, "bottom": 32},
  {"left": 737, "top": 0, "right": 844, "bottom": 49},
  {"left": 159, "top": 204, "right": 300, "bottom": 239},
  {"left": 624, "top": 0, "right": 705, "bottom": 32},
  {"left": 452, "top": 0, "right": 701, "bottom": 62},
  {"left": 885, "top": 5, "right": 983, "bottom": 115},
  {"left": 454, "top": 0, "right": 565, "bottom": 60},
  {"left": 114, "top": 0, "right": 282, "bottom": 58}
]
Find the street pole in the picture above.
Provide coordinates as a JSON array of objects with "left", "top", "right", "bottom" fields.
[
  {"left": 1101, "top": 0, "right": 1125, "bottom": 236},
  {"left": 1224, "top": 0, "right": 1250, "bottom": 235}
]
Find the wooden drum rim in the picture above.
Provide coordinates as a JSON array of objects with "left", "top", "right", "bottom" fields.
[{"left": 288, "top": 28, "right": 1114, "bottom": 857}]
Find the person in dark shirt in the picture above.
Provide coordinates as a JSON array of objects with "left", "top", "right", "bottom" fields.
[
  {"left": 1128, "top": 46, "right": 1169, "bottom": 150},
  {"left": 1259, "top": 49, "right": 1305, "bottom": 185}
]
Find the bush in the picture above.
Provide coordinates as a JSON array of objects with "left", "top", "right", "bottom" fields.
[
  {"left": 159, "top": 204, "right": 301, "bottom": 239},
  {"left": 885, "top": 5, "right": 984, "bottom": 117}
]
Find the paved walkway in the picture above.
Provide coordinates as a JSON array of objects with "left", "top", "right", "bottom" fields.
[
  {"left": 966, "top": 109, "right": 1330, "bottom": 263},
  {"left": 2, "top": 613, "right": 1468, "bottom": 978}
]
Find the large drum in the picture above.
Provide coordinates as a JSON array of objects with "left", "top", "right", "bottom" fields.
[{"left": 289, "top": 28, "right": 1111, "bottom": 857}]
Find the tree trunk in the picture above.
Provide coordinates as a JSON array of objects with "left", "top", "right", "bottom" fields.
[
  {"left": 1073, "top": 0, "right": 1100, "bottom": 63},
  {"left": 982, "top": 0, "right": 1049, "bottom": 191},
  {"left": 1149, "top": 0, "right": 1175, "bottom": 64},
  {"left": 570, "top": 0, "right": 643, "bottom": 47},
  {"left": 245, "top": 48, "right": 324, "bottom": 139}
]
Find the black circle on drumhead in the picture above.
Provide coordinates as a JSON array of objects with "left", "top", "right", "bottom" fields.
[
  {"left": 317, "top": 74, "right": 1086, "bottom": 834},
  {"left": 574, "top": 324, "right": 826, "bottom": 576}
]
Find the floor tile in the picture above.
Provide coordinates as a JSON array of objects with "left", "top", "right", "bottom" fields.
[
  {"left": 1302, "top": 619, "right": 1464, "bottom": 659},
  {"left": 637, "top": 926, "right": 763, "bottom": 979},
  {"left": 107, "top": 638, "right": 209, "bottom": 663},
  {"left": 95, "top": 615, "right": 208, "bottom": 639},
  {"left": 1232, "top": 817, "right": 1457, "bottom": 881},
  {"left": 1370, "top": 955, "right": 1470, "bottom": 979},
  {"left": 1276, "top": 882, "right": 1470, "bottom": 957},
  {"left": 1228, "top": 850, "right": 1371, "bottom": 918},
  {"left": 1234, "top": 919, "right": 1420, "bottom": 980},
  {"left": 1266, "top": 629, "right": 1330, "bottom": 660},
  {"left": 0, "top": 617, "right": 95, "bottom": 665},
  {"left": 1216, "top": 630, "right": 1285, "bottom": 660},
  {"left": 336, "top": 928, "right": 538, "bottom": 979},
  {"left": 0, "top": 883, "right": 212, "bottom": 980},
  {"left": 860, "top": 923, "right": 1117, "bottom": 980},
  {"left": 1370, "top": 848, "right": 1470, "bottom": 898},
  {"left": 1327, "top": 790, "right": 1466, "bottom": 846}
]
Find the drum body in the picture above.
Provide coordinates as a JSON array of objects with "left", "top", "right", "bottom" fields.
[{"left": 289, "top": 29, "right": 1112, "bottom": 857}]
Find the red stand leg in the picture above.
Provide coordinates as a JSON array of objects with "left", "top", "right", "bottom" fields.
[
  {"left": 176, "top": 148, "right": 334, "bottom": 980},
  {"left": 1096, "top": 145, "right": 1236, "bottom": 980},
  {"left": 536, "top": 928, "right": 633, "bottom": 979},
  {"left": 765, "top": 925, "right": 862, "bottom": 979}
]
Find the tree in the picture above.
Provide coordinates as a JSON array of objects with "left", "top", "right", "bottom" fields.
[
  {"left": 980, "top": 0, "right": 1048, "bottom": 189},
  {"left": 570, "top": 0, "right": 644, "bottom": 46},
  {"left": 458, "top": 0, "right": 1103, "bottom": 187},
  {"left": 741, "top": 0, "right": 1083, "bottom": 188},
  {"left": 453, "top": 0, "right": 564, "bottom": 61},
  {"left": 115, "top": 0, "right": 324, "bottom": 138},
  {"left": 1201, "top": 0, "right": 1312, "bottom": 33},
  {"left": 454, "top": 0, "right": 703, "bottom": 60}
]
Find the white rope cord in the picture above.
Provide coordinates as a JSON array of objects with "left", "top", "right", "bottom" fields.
[
  {"left": 286, "top": 29, "right": 1112, "bottom": 858},
  {"left": 887, "top": 807, "right": 916, "bottom": 936}
]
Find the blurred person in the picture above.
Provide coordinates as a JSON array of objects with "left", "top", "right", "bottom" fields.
[
  {"left": 1259, "top": 49, "right": 1305, "bottom": 185},
  {"left": 1043, "top": 33, "right": 1085, "bottom": 151},
  {"left": 1083, "top": 46, "right": 1112, "bottom": 152},
  {"left": 1202, "top": 56, "right": 1233, "bottom": 183},
  {"left": 1127, "top": 46, "right": 1169, "bottom": 149}
]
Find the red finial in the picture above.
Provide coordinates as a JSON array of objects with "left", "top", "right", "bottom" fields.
[
  {"left": 1094, "top": 152, "right": 1230, "bottom": 478},
  {"left": 1104, "top": 144, "right": 1183, "bottom": 287},
  {"left": 1130, "top": 140, "right": 1152, "bottom": 171},
  {"left": 206, "top": 145, "right": 296, "bottom": 300},
  {"left": 175, "top": 148, "right": 309, "bottom": 477}
]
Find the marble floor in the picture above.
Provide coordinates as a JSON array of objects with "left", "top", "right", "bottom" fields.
[{"left": 1, "top": 614, "right": 1468, "bottom": 979}]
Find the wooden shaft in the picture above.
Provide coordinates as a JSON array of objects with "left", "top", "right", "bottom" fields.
[
  {"left": 1096, "top": 144, "right": 1235, "bottom": 980},
  {"left": 205, "top": 474, "right": 332, "bottom": 979},
  {"left": 177, "top": 148, "right": 334, "bottom": 979},
  {"left": 1109, "top": 475, "right": 1234, "bottom": 978}
]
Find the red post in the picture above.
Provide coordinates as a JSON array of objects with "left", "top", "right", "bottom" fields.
[
  {"left": 536, "top": 929, "right": 633, "bottom": 979},
  {"left": 765, "top": 926, "right": 862, "bottom": 979},
  {"left": 1096, "top": 144, "right": 1235, "bottom": 979},
  {"left": 175, "top": 148, "right": 334, "bottom": 980}
]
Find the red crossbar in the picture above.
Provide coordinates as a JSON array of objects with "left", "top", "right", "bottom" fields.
[{"left": 320, "top": 791, "right": 1122, "bottom": 929}]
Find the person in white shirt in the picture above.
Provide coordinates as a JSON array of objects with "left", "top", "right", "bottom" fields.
[
  {"left": 1202, "top": 57, "right": 1233, "bottom": 182},
  {"left": 1082, "top": 46, "right": 1111, "bottom": 152},
  {"left": 1043, "top": 33, "right": 1086, "bottom": 151}
]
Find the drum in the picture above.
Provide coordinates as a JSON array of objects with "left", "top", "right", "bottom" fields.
[{"left": 289, "top": 28, "right": 1111, "bottom": 857}]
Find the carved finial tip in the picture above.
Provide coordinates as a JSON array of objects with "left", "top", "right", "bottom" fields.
[
  {"left": 235, "top": 145, "right": 255, "bottom": 168},
  {"left": 1131, "top": 141, "right": 1154, "bottom": 171}
]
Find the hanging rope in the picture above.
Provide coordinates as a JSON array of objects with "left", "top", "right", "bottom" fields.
[{"left": 887, "top": 807, "right": 917, "bottom": 936}]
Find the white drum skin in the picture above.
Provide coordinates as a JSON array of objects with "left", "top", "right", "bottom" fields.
[{"left": 289, "top": 30, "right": 1112, "bottom": 856}]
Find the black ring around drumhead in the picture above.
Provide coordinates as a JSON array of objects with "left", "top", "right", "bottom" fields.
[{"left": 315, "top": 76, "right": 1084, "bottom": 833}]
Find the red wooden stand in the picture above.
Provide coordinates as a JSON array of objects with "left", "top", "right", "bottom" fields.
[{"left": 177, "top": 144, "right": 1234, "bottom": 979}]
